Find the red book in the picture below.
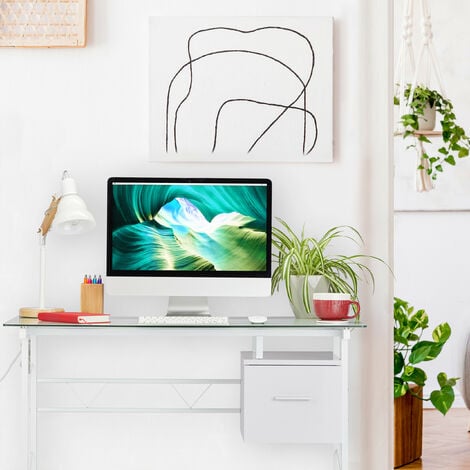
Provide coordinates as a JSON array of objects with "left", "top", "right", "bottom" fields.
[{"left": 38, "top": 311, "right": 110, "bottom": 324}]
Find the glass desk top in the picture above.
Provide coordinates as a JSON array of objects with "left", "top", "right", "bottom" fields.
[{"left": 4, "top": 316, "right": 366, "bottom": 329}]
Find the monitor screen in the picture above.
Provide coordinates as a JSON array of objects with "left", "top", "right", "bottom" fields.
[{"left": 106, "top": 177, "right": 272, "bottom": 300}]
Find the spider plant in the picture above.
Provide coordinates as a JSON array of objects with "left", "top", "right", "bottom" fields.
[{"left": 271, "top": 218, "right": 380, "bottom": 314}]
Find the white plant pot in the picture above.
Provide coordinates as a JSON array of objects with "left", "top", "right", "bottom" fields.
[
  {"left": 288, "top": 275, "right": 329, "bottom": 319},
  {"left": 417, "top": 104, "right": 436, "bottom": 131}
]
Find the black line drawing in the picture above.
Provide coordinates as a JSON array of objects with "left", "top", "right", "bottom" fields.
[
  {"left": 212, "top": 98, "right": 318, "bottom": 154},
  {"left": 164, "top": 26, "right": 318, "bottom": 157}
]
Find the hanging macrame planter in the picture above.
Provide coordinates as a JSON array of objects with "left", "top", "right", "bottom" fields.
[{"left": 395, "top": 0, "right": 446, "bottom": 192}]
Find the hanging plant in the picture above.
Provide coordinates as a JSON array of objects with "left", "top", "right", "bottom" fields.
[{"left": 395, "top": 84, "right": 470, "bottom": 181}]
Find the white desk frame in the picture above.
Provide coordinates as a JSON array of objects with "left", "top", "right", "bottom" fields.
[{"left": 9, "top": 318, "right": 363, "bottom": 470}]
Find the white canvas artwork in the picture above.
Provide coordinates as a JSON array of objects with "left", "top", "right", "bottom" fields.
[{"left": 149, "top": 17, "right": 333, "bottom": 162}]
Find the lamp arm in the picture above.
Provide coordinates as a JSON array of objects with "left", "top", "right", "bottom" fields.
[
  {"left": 38, "top": 195, "right": 61, "bottom": 237},
  {"left": 37, "top": 195, "right": 60, "bottom": 310},
  {"left": 39, "top": 235, "right": 47, "bottom": 310}
]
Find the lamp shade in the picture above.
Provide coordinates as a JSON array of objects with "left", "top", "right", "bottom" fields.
[{"left": 52, "top": 172, "right": 96, "bottom": 235}]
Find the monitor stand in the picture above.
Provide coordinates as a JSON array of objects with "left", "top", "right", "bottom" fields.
[{"left": 167, "top": 296, "right": 210, "bottom": 316}]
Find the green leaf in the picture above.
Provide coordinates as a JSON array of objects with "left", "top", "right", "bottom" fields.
[
  {"left": 409, "top": 342, "right": 433, "bottom": 363},
  {"left": 394, "top": 377, "right": 408, "bottom": 398},
  {"left": 394, "top": 333, "right": 409, "bottom": 347},
  {"left": 409, "top": 341, "right": 443, "bottom": 364},
  {"left": 430, "top": 386, "right": 455, "bottom": 415},
  {"left": 444, "top": 155, "right": 456, "bottom": 165},
  {"left": 458, "top": 147, "right": 469, "bottom": 158},
  {"left": 437, "top": 372, "right": 448, "bottom": 388},
  {"left": 394, "top": 351, "right": 404, "bottom": 375},
  {"left": 437, "top": 372, "right": 460, "bottom": 388},
  {"left": 301, "top": 274, "right": 311, "bottom": 313},
  {"left": 418, "top": 135, "right": 431, "bottom": 144},
  {"left": 401, "top": 114, "right": 418, "bottom": 128},
  {"left": 432, "top": 323, "right": 451, "bottom": 344},
  {"left": 447, "top": 377, "right": 459, "bottom": 387},
  {"left": 409, "top": 309, "right": 428, "bottom": 330},
  {"left": 404, "top": 131, "right": 415, "bottom": 139},
  {"left": 407, "top": 333, "right": 420, "bottom": 342},
  {"left": 402, "top": 366, "right": 427, "bottom": 386}
]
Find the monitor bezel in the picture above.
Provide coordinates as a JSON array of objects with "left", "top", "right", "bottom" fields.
[{"left": 106, "top": 176, "right": 272, "bottom": 279}]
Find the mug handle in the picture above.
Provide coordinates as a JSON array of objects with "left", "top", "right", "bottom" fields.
[{"left": 348, "top": 301, "right": 360, "bottom": 318}]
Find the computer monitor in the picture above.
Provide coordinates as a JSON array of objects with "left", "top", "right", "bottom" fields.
[{"left": 106, "top": 177, "right": 272, "bottom": 315}]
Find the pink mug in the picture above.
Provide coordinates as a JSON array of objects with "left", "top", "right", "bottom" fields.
[{"left": 313, "top": 293, "right": 360, "bottom": 320}]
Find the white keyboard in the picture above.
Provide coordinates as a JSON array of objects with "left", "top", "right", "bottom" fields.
[{"left": 138, "top": 316, "right": 229, "bottom": 326}]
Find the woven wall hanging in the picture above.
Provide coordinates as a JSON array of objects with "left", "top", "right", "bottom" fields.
[{"left": 0, "top": 0, "right": 86, "bottom": 47}]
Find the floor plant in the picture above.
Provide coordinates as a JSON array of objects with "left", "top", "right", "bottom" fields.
[{"left": 394, "top": 297, "right": 459, "bottom": 415}]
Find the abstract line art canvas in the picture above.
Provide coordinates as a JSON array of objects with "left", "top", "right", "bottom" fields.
[{"left": 149, "top": 17, "right": 333, "bottom": 162}]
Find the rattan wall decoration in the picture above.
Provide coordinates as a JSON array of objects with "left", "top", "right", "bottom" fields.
[{"left": 0, "top": 0, "right": 86, "bottom": 47}]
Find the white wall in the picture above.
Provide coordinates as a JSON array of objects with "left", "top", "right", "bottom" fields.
[
  {"left": 394, "top": 0, "right": 470, "bottom": 407},
  {"left": 0, "top": 1, "right": 393, "bottom": 469}
]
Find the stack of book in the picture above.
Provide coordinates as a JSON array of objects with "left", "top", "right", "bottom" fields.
[{"left": 37, "top": 311, "right": 110, "bottom": 324}]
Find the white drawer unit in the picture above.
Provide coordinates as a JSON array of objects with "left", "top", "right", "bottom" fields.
[{"left": 241, "top": 351, "right": 342, "bottom": 444}]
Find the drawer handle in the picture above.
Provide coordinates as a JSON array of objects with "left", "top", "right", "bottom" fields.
[{"left": 272, "top": 396, "right": 312, "bottom": 402}]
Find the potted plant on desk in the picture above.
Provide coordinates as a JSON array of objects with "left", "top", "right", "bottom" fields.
[
  {"left": 271, "top": 218, "right": 380, "bottom": 319},
  {"left": 393, "top": 297, "right": 459, "bottom": 468}
]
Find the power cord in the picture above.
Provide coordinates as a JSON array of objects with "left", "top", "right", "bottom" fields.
[{"left": 0, "top": 350, "right": 21, "bottom": 383}]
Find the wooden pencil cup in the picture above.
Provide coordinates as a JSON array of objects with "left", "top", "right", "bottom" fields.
[{"left": 80, "top": 284, "right": 104, "bottom": 314}]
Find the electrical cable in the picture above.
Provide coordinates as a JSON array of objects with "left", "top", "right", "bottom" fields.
[{"left": 0, "top": 350, "right": 21, "bottom": 383}]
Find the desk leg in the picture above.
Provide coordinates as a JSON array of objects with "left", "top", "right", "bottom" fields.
[
  {"left": 252, "top": 336, "right": 264, "bottom": 359},
  {"left": 20, "top": 329, "right": 37, "bottom": 470},
  {"left": 340, "top": 329, "right": 351, "bottom": 470}
]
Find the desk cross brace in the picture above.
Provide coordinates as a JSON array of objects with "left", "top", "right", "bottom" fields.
[{"left": 36, "top": 377, "right": 241, "bottom": 414}]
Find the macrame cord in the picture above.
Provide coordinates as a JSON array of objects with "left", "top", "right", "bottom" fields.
[{"left": 395, "top": 0, "right": 446, "bottom": 192}]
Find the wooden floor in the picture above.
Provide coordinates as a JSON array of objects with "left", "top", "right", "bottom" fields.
[{"left": 399, "top": 408, "right": 470, "bottom": 469}]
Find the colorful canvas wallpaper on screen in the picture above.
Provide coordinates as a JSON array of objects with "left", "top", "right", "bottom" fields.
[{"left": 110, "top": 183, "right": 269, "bottom": 273}]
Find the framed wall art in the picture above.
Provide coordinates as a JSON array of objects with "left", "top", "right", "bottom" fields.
[
  {"left": 149, "top": 16, "right": 333, "bottom": 163},
  {"left": 0, "top": 0, "right": 87, "bottom": 48}
]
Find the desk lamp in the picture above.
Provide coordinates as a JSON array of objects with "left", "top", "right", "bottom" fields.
[{"left": 19, "top": 171, "right": 96, "bottom": 318}]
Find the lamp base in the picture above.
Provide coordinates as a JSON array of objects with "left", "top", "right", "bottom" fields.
[{"left": 19, "top": 307, "right": 65, "bottom": 318}]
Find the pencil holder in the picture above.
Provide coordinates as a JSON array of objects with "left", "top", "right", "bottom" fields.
[{"left": 80, "top": 284, "right": 104, "bottom": 314}]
